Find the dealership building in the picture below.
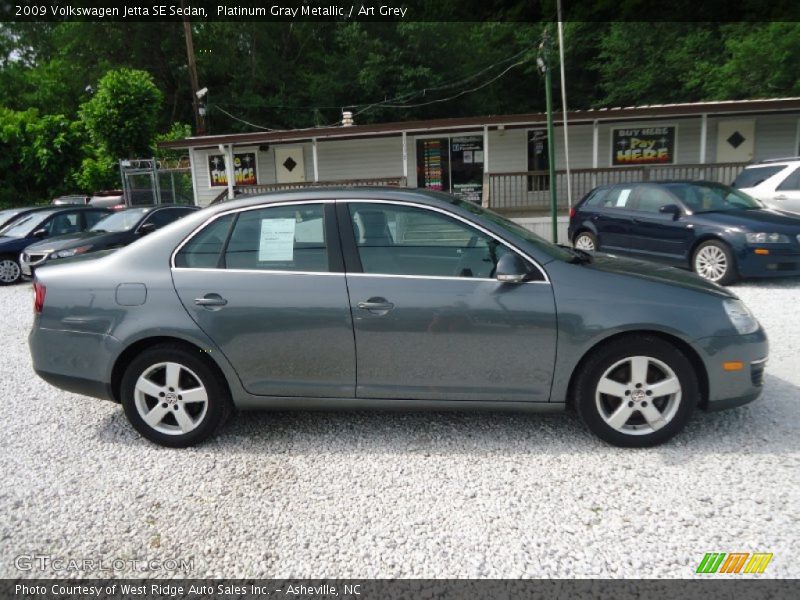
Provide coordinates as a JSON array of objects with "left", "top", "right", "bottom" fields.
[{"left": 160, "top": 97, "right": 800, "bottom": 237}]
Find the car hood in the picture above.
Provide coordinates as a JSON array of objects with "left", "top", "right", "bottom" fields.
[
  {"left": 585, "top": 253, "right": 735, "bottom": 299},
  {"left": 690, "top": 208, "right": 800, "bottom": 232},
  {"left": 24, "top": 230, "right": 128, "bottom": 254}
]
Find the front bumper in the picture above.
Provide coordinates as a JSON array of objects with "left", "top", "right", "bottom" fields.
[
  {"left": 19, "top": 250, "right": 48, "bottom": 278},
  {"left": 736, "top": 246, "right": 800, "bottom": 278},
  {"left": 694, "top": 328, "right": 768, "bottom": 411}
]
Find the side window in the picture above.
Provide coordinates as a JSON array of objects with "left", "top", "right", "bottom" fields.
[
  {"left": 633, "top": 186, "right": 675, "bottom": 213},
  {"left": 597, "top": 187, "right": 633, "bottom": 209},
  {"left": 47, "top": 212, "right": 81, "bottom": 235},
  {"left": 174, "top": 214, "right": 235, "bottom": 268},
  {"left": 142, "top": 208, "right": 189, "bottom": 230},
  {"left": 582, "top": 188, "right": 610, "bottom": 208},
  {"left": 348, "top": 203, "right": 516, "bottom": 279},
  {"left": 84, "top": 210, "right": 108, "bottom": 228},
  {"left": 224, "top": 204, "right": 328, "bottom": 272},
  {"left": 777, "top": 166, "right": 800, "bottom": 191}
]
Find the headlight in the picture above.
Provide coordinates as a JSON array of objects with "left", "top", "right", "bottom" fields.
[
  {"left": 723, "top": 299, "right": 759, "bottom": 335},
  {"left": 52, "top": 245, "right": 92, "bottom": 259},
  {"left": 745, "top": 232, "right": 789, "bottom": 244}
]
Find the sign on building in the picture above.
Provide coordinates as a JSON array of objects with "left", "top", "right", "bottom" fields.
[
  {"left": 612, "top": 126, "right": 676, "bottom": 166},
  {"left": 208, "top": 152, "right": 258, "bottom": 186}
]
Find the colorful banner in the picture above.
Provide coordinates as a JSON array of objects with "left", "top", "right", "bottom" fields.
[
  {"left": 612, "top": 126, "right": 675, "bottom": 166},
  {"left": 209, "top": 152, "right": 258, "bottom": 186}
]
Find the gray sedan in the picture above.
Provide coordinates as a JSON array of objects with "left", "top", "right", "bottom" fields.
[{"left": 29, "top": 189, "right": 768, "bottom": 448}]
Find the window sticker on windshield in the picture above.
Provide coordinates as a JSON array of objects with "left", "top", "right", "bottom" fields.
[
  {"left": 258, "top": 218, "right": 295, "bottom": 261},
  {"left": 617, "top": 189, "right": 631, "bottom": 207}
]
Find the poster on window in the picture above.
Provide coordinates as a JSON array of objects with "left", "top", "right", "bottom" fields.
[
  {"left": 450, "top": 136, "right": 484, "bottom": 203},
  {"left": 612, "top": 126, "right": 675, "bottom": 166},
  {"left": 209, "top": 152, "right": 258, "bottom": 186}
]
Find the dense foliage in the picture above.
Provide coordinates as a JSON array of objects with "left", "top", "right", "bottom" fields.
[{"left": 1, "top": 21, "right": 799, "bottom": 204}]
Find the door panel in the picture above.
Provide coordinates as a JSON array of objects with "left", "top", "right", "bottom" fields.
[
  {"left": 347, "top": 275, "right": 556, "bottom": 401},
  {"left": 591, "top": 186, "right": 637, "bottom": 252},
  {"left": 172, "top": 270, "right": 355, "bottom": 397}
]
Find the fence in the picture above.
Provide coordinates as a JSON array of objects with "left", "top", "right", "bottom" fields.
[{"left": 487, "top": 162, "right": 749, "bottom": 212}]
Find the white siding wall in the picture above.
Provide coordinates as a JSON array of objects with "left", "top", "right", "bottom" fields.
[
  {"left": 753, "top": 114, "right": 799, "bottom": 160},
  {"left": 191, "top": 145, "right": 275, "bottom": 206},
  {"left": 316, "top": 136, "right": 403, "bottom": 181}
]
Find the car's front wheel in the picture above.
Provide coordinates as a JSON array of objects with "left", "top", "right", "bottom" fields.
[
  {"left": 120, "top": 344, "right": 232, "bottom": 447},
  {"left": 574, "top": 335, "right": 697, "bottom": 447},
  {"left": 573, "top": 231, "right": 597, "bottom": 252},
  {"left": 0, "top": 255, "right": 22, "bottom": 285},
  {"left": 693, "top": 240, "right": 737, "bottom": 285}
]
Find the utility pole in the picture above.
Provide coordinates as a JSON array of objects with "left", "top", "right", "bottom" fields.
[
  {"left": 538, "top": 29, "right": 558, "bottom": 243},
  {"left": 181, "top": 5, "right": 205, "bottom": 135}
]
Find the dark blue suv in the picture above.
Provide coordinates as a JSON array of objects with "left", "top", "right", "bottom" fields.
[{"left": 567, "top": 180, "right": 800, "bottom": 285}]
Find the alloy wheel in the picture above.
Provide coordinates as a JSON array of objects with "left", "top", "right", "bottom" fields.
[
  {"left": 574, "top": 235, "right": 596, "bottom": 251},
  {"left": 0, "top": 259, "right": 20, "bottom": 284},
  {"left": 133, "top": 361, "right": 209, "bottom": 436},
  {"left": 594, "top": 355, "right": 682, "bottom": 436},
  {"left": 694, "top": 245, "right": 728, "bottom": 282}
]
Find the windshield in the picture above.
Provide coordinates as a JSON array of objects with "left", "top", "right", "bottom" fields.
[
  {"left": 451, "top": 198, "right": 574, "bottom": 262},
  {"left": 0, "top": 208, "right": 23, "bottom": 224},
  {"left": 733, "top": 166, "right": 783, "bottom": 188},
  {"left": 0, "top": 211, "right": 56, "bottom": 238},
  {"left": 664, "top": 182, "right": 762, "bottom": 213},
  {"left": 91, "top": 208, "right": 149, "bottom": 232}
]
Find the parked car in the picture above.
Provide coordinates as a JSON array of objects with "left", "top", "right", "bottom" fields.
[
  {"left": 0, "top": 206, "right": 111, "bottom": 285},
  {"left": 52, "top": 194, "right": 90, "bottom": 206},
  {"left": 0, "top": 205, "right": 73, "bottom": 231},
  {"left": 89, "top": 190, "right": 126, "bottom": 209},
  {"left": 30, "top": 189, "right": 767, "bottom": 448},
  {"left": 734, "top": 158, "right": 800, "bottom": 214},
  {"left": 20, "top": 205, "right": 199, "bottom": 278},
  {"left": 568, "top": 180, "right": 800, "bottom": 285}
]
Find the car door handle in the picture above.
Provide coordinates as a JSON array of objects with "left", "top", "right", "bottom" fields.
[
  {"left": 194, "top": 294, "right": 228, "bottom": 308},
  {"left": 357, "top": 298, "right": 395, "bottom": 313},
  {"left": 775, "top": 195, "right": 787, "bottom": 200}
]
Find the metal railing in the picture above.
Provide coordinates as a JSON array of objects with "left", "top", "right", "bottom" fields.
[{"left": 487, "top": 162, "right": 749, "bottom": 212}]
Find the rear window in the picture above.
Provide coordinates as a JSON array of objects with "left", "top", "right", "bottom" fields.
[{"left": 733, "top": 166, "right": 783, "bottom": 188}]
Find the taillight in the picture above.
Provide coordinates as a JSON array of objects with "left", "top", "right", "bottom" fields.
[
  {"left": 569, "top": 207, "right": 576, "bottom": 218},
  {"left": 33, "top": 280, "right": 46, "bottom": 314}
]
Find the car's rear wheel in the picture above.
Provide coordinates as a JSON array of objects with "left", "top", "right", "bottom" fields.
[
  {"left": 573, "top": 231, "right": 597, "bottom": 252},
  {"left": 693, "top": 240, "right": 737, "bottom": 285},
  {"left": 0, "top": 256, "right": 22, "bottom": 285},
  {"left": 574, "top": 336, "right": 697, "bottom": 447},
  {"left": 120, "top": 344, "right": 232, "bottom": 447}
]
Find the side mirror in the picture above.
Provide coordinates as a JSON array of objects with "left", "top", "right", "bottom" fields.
[
  {"left": 659, "top": 204, "right": 681, "bottom": 219},
  {"left": 138, "top": 222, "right": 156, "bottom": 235},
  {"left": 495, "top": 253, "right": 531, "bottom": 283},
  {"left": 32, "top": 228, "right": 48, "bottom": 238}
]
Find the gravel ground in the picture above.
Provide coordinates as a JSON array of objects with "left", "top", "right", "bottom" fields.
[{"left": 0, "top": 279, "right": 798, "bottom": 579}]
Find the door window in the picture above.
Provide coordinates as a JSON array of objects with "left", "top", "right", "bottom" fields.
[
  {"left": 633, "top": 186, "right": 676, "bottom": 213},
  {"left": 47, "top": 212, "right": 82, "bottom": 235},
  {"left": 777, "top": 166, "right": 800, "bottom": 191},
  {"left": 84, "top": 210, "right": 109, "bottom": 228},
  {"left": 348, "top": 203, "right": 514, "bottom": 279},
  {"left": 174, "top": 214, "right": 235, "bottom": 268},
  {"left": 224, "top": 204, "right": 328, "bottom": 272}
]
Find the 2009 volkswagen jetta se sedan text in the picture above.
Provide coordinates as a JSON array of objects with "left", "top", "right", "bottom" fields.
[{"left": 29, "top": 189, "right": 768, "bottom": 448}]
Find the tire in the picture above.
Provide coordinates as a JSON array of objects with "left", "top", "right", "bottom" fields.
[
  {"left": 573, "top": 231, "right": 597, "bottom": 252},
  {"left": 574, "top": 335, "right": 698, "bottom": 448},
  {"left": 0, "top": 255, "right": 22, "bottom": 285},
  {"left": 120, "top": 344, "right": 232, "bottom": 447},
  {"left": 692, "top": 240, "right": 738, "bottom": 285}
]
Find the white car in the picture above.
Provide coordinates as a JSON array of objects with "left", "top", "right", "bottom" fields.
[{"left": 734, "top": 158, "right": 800, "bottom": 214}]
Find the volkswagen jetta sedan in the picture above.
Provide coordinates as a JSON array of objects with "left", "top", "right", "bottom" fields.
[{"left": 29, "top": 189, "right": 767, "bottom": 448}]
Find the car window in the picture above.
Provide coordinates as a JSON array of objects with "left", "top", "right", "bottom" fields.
[
  {"left": 84, "top": 210, "right": 108, "bottom": 228},
  {"left": 733, "top": 165, "right": 784, "bottom": 188},
  {"left": 348, "top": 202, "right": 517, "bottom": 279},
  {"left": 0, "top": 211, "right": 57, "bottom": 238},
  {"left": 594, "top": 187, "right": 634, "bottom": 209},
  {"left": 91, "top": 208, "right": 149, "bottom": 232},
  {"left": 581, "top": 188, "right": 611, "bottom": 208},
  {"left": 633, "top": 186, "right": 676, "bottom": 213},
  {"left": 776, "top": 166, "right": 800, "bottom": 191},
  {"left": 142, "top": 208, "right": 193, "bottom": 230},
  {"left": 224, "top": 204, "right": 328, "bottom": 272},
  {"left": 174, "top": 214, "right": 235, "bottom": 268},
  {"left": 46, "top": 212, "right": 82, "bottom": 236},
  {"left": 663, "top": 183, "right": 760, "bottom": 212}
]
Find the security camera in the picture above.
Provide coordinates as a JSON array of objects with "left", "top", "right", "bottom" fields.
[{"left": 196, "top": 87, "right": 208, "bottom": 99}]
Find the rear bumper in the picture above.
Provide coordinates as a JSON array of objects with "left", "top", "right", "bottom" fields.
[
  {"left": 29, "top": 326, "right": 119, "bottom": 401},
  {"left": 695, "top": 329, "right": 768, "bottom": 411}
]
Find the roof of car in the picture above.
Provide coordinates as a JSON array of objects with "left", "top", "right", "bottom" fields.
[{"left": 212, "top": 187, "right": 461, "bottom": 212}]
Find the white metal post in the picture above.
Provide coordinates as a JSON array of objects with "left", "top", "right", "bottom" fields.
[
  {"left": 592, "top": 120, "right": 599, "bottom": 187},
  {"left": 312, "top": 138, "right": 319, "bottom": 182},
  {"left": 699, "top": 113, "right": 708, "bottom": 164},
  {"left": 401, "top": 131, "right": 408, "bottom": 184},
  {"left": 482, "top": 125, "right": 490, "bottom": 207},
  {"left": 221, "top": 144, "right": 235, "bottom": 200}
]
